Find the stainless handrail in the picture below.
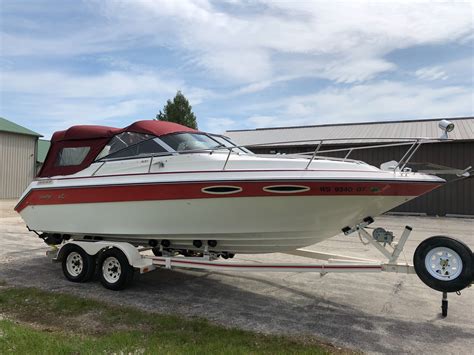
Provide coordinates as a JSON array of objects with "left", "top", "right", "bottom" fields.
[
  {"left": 399, "top": 141, "right": 423, "bottom": 171},
  {"left": 94, "top": 136, "right": 449, "bottom": 175},
  {"left": 222, "top": 147, "right": 234, "bottom": 170},
  {"left": 343, "top": 149, "right": 353, "bottom": 161},
  {"left": 292, "top": 141, "right": 419, "bottom": 156},
  {"left": 393, "top": 140, "right": 419, "bottom": 171},
  {"left": 304, "top": 141, "right": 322, "bottom": 170}
]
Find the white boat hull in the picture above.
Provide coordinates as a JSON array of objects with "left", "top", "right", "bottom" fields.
[
  {"left": 16, "top": 153, "right": 444, "bottom": 254},
  {"left": 21, "top": 194, "right": 415, "bottom": 253}
]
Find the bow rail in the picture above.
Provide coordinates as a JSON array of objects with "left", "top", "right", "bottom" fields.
[{"left": 96, "top": 136, "right": 452, "bottom": 175}]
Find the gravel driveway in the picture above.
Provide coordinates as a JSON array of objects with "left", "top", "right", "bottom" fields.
[{"left": 1, "top": 199, "right": 473, "bottom": 354}]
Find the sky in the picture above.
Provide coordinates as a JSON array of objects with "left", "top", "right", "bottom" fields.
[{"left": 0, "top": 0, "right": 473, "bottom": 138}]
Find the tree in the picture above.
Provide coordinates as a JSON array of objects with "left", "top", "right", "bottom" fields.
[{"left": 156, "top": 91, "right": 198, "bottom": 129}]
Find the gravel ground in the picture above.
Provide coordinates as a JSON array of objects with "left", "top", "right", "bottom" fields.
[{"left": 1, "top": 199, "right": 473, "bottom": 354}]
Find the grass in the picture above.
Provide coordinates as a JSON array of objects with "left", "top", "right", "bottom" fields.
[{"left": 0, "top": 287, "right": 349, "bottom": 354}]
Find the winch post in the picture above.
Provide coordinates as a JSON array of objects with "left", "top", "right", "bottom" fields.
[{"left": 389, "top": 226, "right": 412, "bottom": 262}]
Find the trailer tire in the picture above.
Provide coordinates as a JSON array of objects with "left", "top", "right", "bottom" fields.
[
  {"left": 98, "top": 248, "right": 134, "bottom": 291},
  {"left": 414, "top": 236, "right": 472, "bottom": 293},
  {"left": 61, "top": 244, "right": 96, "bottom": 283},
  {"left": 152, "top": 247, "right": 162, "bottom": 256}
]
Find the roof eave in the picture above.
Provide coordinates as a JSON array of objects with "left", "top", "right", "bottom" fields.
[{"left": 0, "top": 129, "right": 42, "bottom": 138}]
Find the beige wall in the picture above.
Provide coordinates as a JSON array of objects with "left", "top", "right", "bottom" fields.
[{"left": 0, "top": 132, "right": 37, "bottom": 198}]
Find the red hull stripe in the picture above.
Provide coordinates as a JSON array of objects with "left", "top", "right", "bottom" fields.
[{"left": 15, "top": 180, "right": 441, "bottom": 212}]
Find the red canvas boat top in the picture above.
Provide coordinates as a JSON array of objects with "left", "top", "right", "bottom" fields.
[
  {"left": 38, "top": 120, "right": 198, "bottom": 178},
  {"left": 51, "top": 120, "right": 197, "bottom": 141}
]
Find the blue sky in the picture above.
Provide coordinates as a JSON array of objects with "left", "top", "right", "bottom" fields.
[{"left": 0, "top": 0, "right": 473, "bottom": 138}]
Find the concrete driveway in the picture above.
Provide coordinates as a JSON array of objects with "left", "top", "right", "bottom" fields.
[{"left": 1, "top": 199, "right": 473, "bottom": 354}]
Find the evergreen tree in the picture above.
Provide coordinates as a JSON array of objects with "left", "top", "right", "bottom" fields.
[{"left": 156, "top": 91, "right": 198, "bottom": 129}]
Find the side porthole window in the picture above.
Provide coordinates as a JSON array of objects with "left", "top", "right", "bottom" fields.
[
  {"left": 201, "top": 186, "right": 243, "bottom": 195},
  {"left": 263, "top": 185, "right": 310, "bottom": 193}
]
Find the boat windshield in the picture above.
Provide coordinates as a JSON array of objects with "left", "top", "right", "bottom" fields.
[
  {"left": 97, "top": 132, "right": 251, "bottom": 161},
  {"left": 101, "top": 138, "right": 169, "bottom": 160},
  {"left": 160, "top": 133, "right": 224, "bottom": 152},
  {"left": 96, "top": 132, "right": 154, "bottom": 160}
]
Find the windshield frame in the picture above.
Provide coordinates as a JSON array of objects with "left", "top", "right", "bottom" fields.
[
  {"left": 96, "top": 132, "right": 250, "bottom": 162},
  {"left": 209, "top": 134, "right": 253, "bottom": 154},
  {"left": 95, "top": 135, "right": 172, "bottom": 162}
]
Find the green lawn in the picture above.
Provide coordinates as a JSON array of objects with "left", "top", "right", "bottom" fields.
[{"left": 0, "top": 286, "right": 349, "bottom": 354}]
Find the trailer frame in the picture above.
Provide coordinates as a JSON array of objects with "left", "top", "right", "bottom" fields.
[{"left": 50, "top": 222, "right": 472, "bottom": 317}]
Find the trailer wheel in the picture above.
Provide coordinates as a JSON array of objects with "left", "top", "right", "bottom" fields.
[
  {"left": 61, "top": 244, "right": 96, "bottom": 283},
  {"left": 414, "top": 236, "right": 473, "bottom": 293},
  {"left": 98, "top": 248, "right": 134, "bottom": 291}
]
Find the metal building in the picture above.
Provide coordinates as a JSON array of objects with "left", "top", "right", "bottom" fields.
[
  {"left": 0, "top": 117, "right": 41, "bottom": 198},
  {"left": 226, "top": 117, "right": 474, "bottom": 217}
]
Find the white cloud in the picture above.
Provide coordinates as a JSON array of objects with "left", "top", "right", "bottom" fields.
[
  {"left": 322, "top": 58, "right": 397, "bottom": 84},
  {"left": 1, "top": 63, "right": 214, "bottom": 105},
  {"left": 202, "top": 117, "right": 238, "bottom": 133},
  {"left": 2, "top": 70, "right": 179, "bottom": 98},
  {"left": 94, "top": 0, "right": 472, "bottom": 83},
  {"left": 228, "top": 75, "right": 298, "bottom": 96},
  {"left": 198, "top": 49, "right": 272, "bottom": 83},
  {"left": 4, "top": 96, "right": 159, "bottom": 139},
  {"left": 246, "top": 115, "right": 278, "bottom": 128},
  {"left": 3, "top": 1, "right": 472, "bottom": 85},
  {"left": 1, "top": 0, "right": 473, "bottom": 134},
  {"left": 242, "top": 81, "right": 474, "bottom": 127},
  {"left": 0, "top": 67, "right": 214, "bottom": 137},
  {"left": 415, "top": 66, "right": 449, "bottom": 81}
]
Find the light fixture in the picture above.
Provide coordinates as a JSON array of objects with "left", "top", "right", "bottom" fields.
[{"left": 439, "top": 119, "right": 455, "bottom": 140}]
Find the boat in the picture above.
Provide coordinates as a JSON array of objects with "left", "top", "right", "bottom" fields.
[
  {"left": 15, "top": 119, "right": 474, "bottom": 307},
  {"left": 15, "top": 120, "right": 445, "bottom": 255}
]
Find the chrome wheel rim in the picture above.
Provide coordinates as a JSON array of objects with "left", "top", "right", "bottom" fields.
[
  {"left": 425, "top": 247, "right": 463, "bottom": 281},
  {"left": 102, "top": 256, "right": 121, "bottom": 284},
  {"left": 66, "top": 252, "right": 83, "bottom": 277}
]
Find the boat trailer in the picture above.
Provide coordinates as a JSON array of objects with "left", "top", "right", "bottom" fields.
[{"left": 50, "top": 221, "right": 473, "bottom": 318}]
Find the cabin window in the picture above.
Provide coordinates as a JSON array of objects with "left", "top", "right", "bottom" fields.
[
  {"left": 102, "top": 138, "right": 168, "bottom": 160},
  {"left": 56, "top": 147, "right": 91, "bottom": 166},
  {"left": 96, "top": 132, "right": 154, "bottom": 160},
  {"left": 160, "top": 133, "right": 222, "bottom": 152}
]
